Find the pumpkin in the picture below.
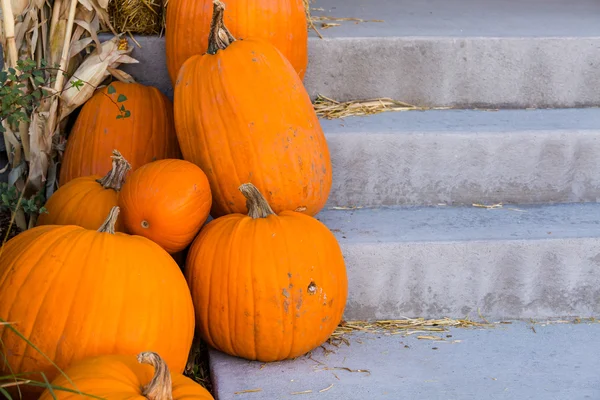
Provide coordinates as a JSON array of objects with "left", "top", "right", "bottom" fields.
[
  {"left": 0, "top": 207, "right": 195, "bottom": 394},
  {"left": 185, "top": 183, "right": 348, "bottom": 362},
  {"left": 119, "top": 159, "right": 212, "bottom": 254},
  {"left": 37, "top": 149, "right": 130, "bottom": 231},
  {"left": 39, "top": 351, "right": 214, "bottom": 400},
  {"left": 165, "top": 0, "right": 307, "bottom": 85},
  {"left": 174, "top": 1, "right": 331, "bottom": 218},
  {"left": 60, "top": 81, "right": 181, "bottom": 185}
]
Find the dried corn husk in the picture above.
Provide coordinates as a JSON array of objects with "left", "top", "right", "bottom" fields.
[
  {"left": 1, "top": 0, "right": 136, "bottom": 229},
  {"left": 59, "top": 36, "right": 138, "bottom": 120}
]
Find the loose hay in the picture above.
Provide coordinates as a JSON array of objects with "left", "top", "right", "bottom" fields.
[
  {"left": 327, "top": 318, "right": 489, "bottom": 346},
  {"left": 314, "top": 95, "right": 445, "bottom": 119},
  {"left": 109, "top": 0, "right": 164, "bottom": 35}
]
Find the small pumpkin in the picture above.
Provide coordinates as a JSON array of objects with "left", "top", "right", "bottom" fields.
[
  {"left": 0, "top": 207, "right": 195, "bottom": 394},
  {"left": 165, "top": 0, "right": 307, "bottom": 85},
  {"left": 174, "top": 1, "right": 332, "bottom": 218},
  {"left": 119, "top": 159, "right": 212, "bottom": 254},
  {"left": 39, "top": 351, "right": 214, "bottom": 400},
  {"left": 37, "top": 149, "right": 130, "bottom": 231},
  {"left": 60, "top": 81, "right": 181, "bottom": 185},
  {"left": 185, "top": 183, "right": 348, "bottom": 362}
]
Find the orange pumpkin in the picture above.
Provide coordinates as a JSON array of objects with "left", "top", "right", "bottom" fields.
[
  {"left": 185, "top": 183, "right": 348, "bottom": 362},
  {"left": 0, "top": 207, "right": 195, "bottom": 394},
  {"left": 37, "top": 149, "right": 130, "bottom": 231},
  {"left": 60, "top": 82, "right": 181, "bottom": 185},
  {"left": 119, "top": 159, "right": 212, "bottom": 254},
  {"left": 165, "top": 0, "right": 307, "bottom": 85},
  {"left": 39, "top": 351, "right": 214, "bottom": 400},
  {"left": 174, "top": 1, "right": 331, "bottom": 218}
]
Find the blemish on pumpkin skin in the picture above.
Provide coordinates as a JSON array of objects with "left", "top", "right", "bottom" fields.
[
  {"left": 287, "top": 272, "right": 292, "bottom": 278},
  {"left": 307, "top": 281, "right": 317, "bottom": 295},
  {"left": 282, "top": 288, "right": 290, "bottom": 298},
  {"left": 283, "top": 300, "right": 290, "bottom": 313}
]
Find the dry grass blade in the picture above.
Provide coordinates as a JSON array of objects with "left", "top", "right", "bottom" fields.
[
  {"left": 314, "top": 95, "right": 445, "bottom": 119},
  {"left": 327, "top": 317, "right": 490, "bottom": 345},
  {"left": 234, "top": 388, "right": 262, "bottom": 395}
]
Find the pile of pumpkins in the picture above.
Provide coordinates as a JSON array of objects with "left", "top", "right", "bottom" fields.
[{"left": 0, "top": 0, "right": 349, "bottom": 398}]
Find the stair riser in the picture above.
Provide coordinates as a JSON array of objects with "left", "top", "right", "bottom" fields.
[
  {"left": 326, "top": 129, "right": 600, "bottom": 207},
  {"left": 337, "top": 238, "right": 600, "bottom": 320},
  {"left": 306, "top": 37, "right": 600, "bottom": 108},
  {"left": 71, "top": 35, "right": 600, "bottom": 108}
]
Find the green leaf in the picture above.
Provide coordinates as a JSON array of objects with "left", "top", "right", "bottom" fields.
[
  {"left": 120, "top": 104, "right": 125, "bottom": 111},
  {"left": 116, "top": 115, "right": 124, "bottom": 119},
  {"left": 117, "top": 94, "right": 127, "bottom": 102},
  {"left": 34, "top": 76, "right": 45, "bottom": 85},
  {"left": 107, "top": 85, "right": 116, "bottom": 94},
  {"left": 124, "top": 110, "right": 131, "bottom": 118}
]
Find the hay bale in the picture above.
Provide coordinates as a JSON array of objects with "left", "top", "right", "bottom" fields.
[{"left": 109, "top": 0, "right": 164, "bottom": 35}]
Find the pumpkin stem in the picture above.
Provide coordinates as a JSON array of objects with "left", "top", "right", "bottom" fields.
[
  {"left": 138, "top": 351, "right": 174, "bottom": 400},
  {"left": 239, "top": 183, "right": 276, "bottom": 219},
  {"left": 96, "top": 150, "right": 131, "bottom": 191},
  {"left": 97, "top": 206, "right": 120, "bottom": 234},
  {"left": 207, "top": 0, "right": 236, "bottom": 55}
]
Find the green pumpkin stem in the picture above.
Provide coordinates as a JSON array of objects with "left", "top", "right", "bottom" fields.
[
  {"left": 207, "top": 0, "right": 236, "bottom": 55},
  {"left": 138, "top": 351, "right": 173, "bottom": 400},
  {"left": 96, "top": 149, "right": 131, "bottom": 191},
  {"left": 97, "top": 206, "right": 120, "bottom": 234},
  {"left": 239, "top": 183, "right": 276, "bottom": 219}
]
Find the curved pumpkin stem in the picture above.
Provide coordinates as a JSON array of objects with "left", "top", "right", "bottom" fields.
[
  {"left": 96, "top": 149, "right": 131, "bottom": 191},
  {"left": 97, "top": 206, "right": 120, "bottom": 234},
  {"left": 138, "top": 351, "right": 174, "bottom": 400},
  {"left": 239, "top": 183, "right": 276, "bottom": 219},
  {"left": 207, "top": 0, "right": 236, "bottom": 55}
]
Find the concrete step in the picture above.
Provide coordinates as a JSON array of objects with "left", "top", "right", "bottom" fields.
[
  {"left": 322, "top": 108, "right": 600, "bottom": 208},
  {"left": 209, "top": 320, "right": 600, "bottom": 400},
  {"left": 93, "top": 0, "right": 600, "bottom": 108},
  {"left": 313, "top": 202, "right": 600, "bottom": 320},
  {"left": 305, "top": 0, "right": 600, "bottom": 108}
]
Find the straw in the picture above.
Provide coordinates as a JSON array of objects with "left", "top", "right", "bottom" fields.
[
  {"left": 314, "top": 95, "right": 448, "bottom": 119},
  {"left": 108, "top": 0, "right": 163, "bottom": 35}
]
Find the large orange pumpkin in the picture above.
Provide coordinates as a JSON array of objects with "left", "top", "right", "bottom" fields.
[
  {"left": 185, "top": 183, "right": 348, "bottom": 362},
  {"left": 165, "top": 0, "right": 307, "bottom": 85},
  {"left": 174, "top": 1, "right": 331, "bottom": 218},
  {"left": 60, "top": 82, "right": 181, "bottom": 185},
  {"left": 0, "top": 207, "right": 195, "bottom": 394},
  {"left": 37, "top": 149, "right": 130, "bottom": 231},
  {"left": 119, "top": 159, "right": 212, "bottom": 254},
  {"left": 39, "top": 352, "right": 214, "bottom": 400}
]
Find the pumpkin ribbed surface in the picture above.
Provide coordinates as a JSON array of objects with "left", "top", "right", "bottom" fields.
[
  {"left": 38, "top": 150, "right": 130, "bottom": 231},
  {"left": 59, "top": 82, "right": 181, "bottom": 185},
  {"left": 174, "top": 36, "right": 331, "bottom": 218},
  {"left": 165, "top": 0, "right": 307, "bottom": 84},
  {"left": 185, "top": 185, "right": 347, "bottom": 362},
  {"left": 39, "top": 353, "right": 214, "bottom": 400},
  {"left": 119, "top": 159, "right": 212, "bottom": 253},
  {"left": 0, "top": 220, "right": 195, "bottom": 391}
]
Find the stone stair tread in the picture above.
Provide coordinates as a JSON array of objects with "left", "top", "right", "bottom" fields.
[
  {"left": 316, "top": 202, "right": 600, "bottom": 243},
  {"left": 310, "top": 202, "right": 600, "bottom": 320},
  {"left": 209, "top": 320, "right": 600, "bottom": 400},
  {"left": 309, "top": 0, "right": 600, "bottom": 38},
  {"left": 320, "top": 108, "right": 600, "bottom": 135},
  {"left": 322, "top": 108, "right": 600, "bottom": 207}
]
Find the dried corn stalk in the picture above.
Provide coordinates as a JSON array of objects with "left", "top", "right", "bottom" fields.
[{"left": 1, "top": 0, "right": 138, "bottom": 230}]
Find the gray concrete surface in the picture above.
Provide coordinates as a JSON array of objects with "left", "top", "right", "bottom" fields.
[
  {"left": 209, "top": 321, "right": 600, "bottom": 400},
  {"left": 322, "top": 108, "right": 600, "bottom": 207},
  {"left": 313, "top": 202, "right": 600, "bottom": 320},
  {"left": 88, "top": 0, "right": 600, "bottom": 108},
  {"left": 308, "top": 0, "right": 600, "bottom": 38}
]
